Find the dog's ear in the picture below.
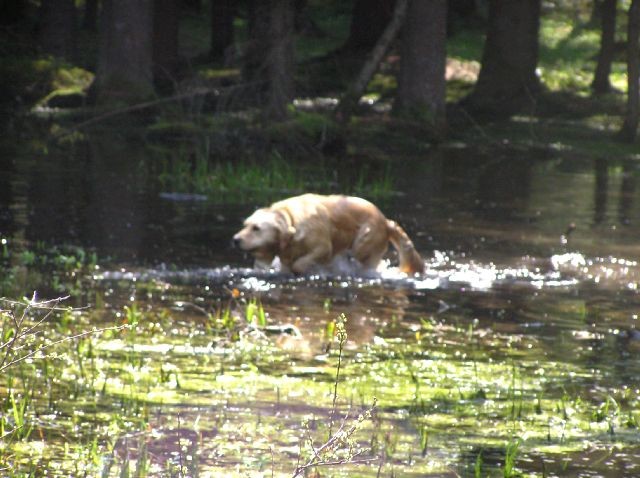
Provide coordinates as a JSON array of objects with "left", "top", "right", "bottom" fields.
[{"left": 274, "top": 210, "right": 296, "bottom": 251}]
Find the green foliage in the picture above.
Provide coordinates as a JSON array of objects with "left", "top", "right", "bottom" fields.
[{"left": 0, "top": 240, "right": 98, "bottom": 297}]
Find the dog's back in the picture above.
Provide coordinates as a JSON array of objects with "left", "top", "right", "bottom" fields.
[{"left": 237, "top": 193, "right": 423, "bottom": 274}]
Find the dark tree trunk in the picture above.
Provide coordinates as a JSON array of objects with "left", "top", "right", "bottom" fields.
[
  {"left": 94, "top": 0, "right": 154, "bottom": 104},
  {"left": 244, "top": 0, "right": 294, "bottom": 121},
  {"left": 592, "top": 0, "right": 617, "bottom": 94},
  {"left": 590, "top": 0, "right": 604, "bottom": 25},
  {"left": 244, "top": 1, "right": 270, "bottom": 86},
  {"left": 265, "top": 0, "right": 294, "bottom": 120},
  {"left": 210, "top": 0, "right": 235, "bottom": 61},
  {"left": 620, "top": 0, "right": 640, "bottom": 141},
  {"left": 38, "top": 0, "right": 77, "bottom": 60},
  {"left": 82, "top": 0, "right": 99, "bottom": 31},
  {"left": 294, "top": 0, "right": 324, "bottom": 36},
  {"left": 394, "top": 0, "right": 447, "bottom": 135},
  {"left": 461, "top": 0, "right": 542, "bottom": 116},
  {"left": 0, "top": 0, "right": 27, "bottom": 25},
  {"left": 343, "top": 0, "right": 396, "bottom": 52},
  {"left": 153, "top": 0, "right": 180, "bottom": 86},
  {"left": 181, "top": 0, "right": 202, "bottom": 11}
]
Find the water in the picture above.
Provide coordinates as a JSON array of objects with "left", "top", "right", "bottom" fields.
[{"left": 1, "top": 134, "right": 640, "bottom": 476}]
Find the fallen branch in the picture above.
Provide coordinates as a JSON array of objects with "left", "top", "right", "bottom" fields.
[
  {"left": 50, "top": 80, "right": 265, "bottom": 141},
  {"left": 334, "top": 0, "right": 409, "bottom": 124}
]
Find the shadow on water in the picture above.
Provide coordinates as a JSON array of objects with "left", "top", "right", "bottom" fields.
[{"left": 1, "top": 132, "right": 640, "bottom": 476}]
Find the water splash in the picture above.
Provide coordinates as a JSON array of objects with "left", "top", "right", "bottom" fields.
[{"left": 97, "top": 249, "right": 640, "bottom": 293}]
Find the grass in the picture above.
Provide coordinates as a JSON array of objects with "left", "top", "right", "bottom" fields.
[{"left": 155, "top": 138, "right": 397, "bottom": 201}]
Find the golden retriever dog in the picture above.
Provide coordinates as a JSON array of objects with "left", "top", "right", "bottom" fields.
[{"left": 233, "top": 193, "right": 424, "bottom": 275}]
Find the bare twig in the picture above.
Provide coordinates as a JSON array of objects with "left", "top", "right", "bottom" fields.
[
  {"left": 328, "top": 313, "right": 348, "bottom": 437},
  {"left": 292, "top": 399, "right": 378, "bottom": 478},
  {"left": 0, "top": 297, "right": 128, "bottom": 375}
]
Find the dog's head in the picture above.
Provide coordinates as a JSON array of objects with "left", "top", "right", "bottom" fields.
[{"left": 233, "top": 208, "right": 295, "bottom": 261}]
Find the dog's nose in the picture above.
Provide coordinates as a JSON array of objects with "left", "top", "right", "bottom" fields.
[{"left": 232, "top": 236, "right": 241, "bottom": 248}]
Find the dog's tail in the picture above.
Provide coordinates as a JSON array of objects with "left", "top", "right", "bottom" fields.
[{"left": 387, "top": 220, "right": 424, "bottom": 274}]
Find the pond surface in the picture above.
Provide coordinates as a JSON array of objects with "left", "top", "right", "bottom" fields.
[{"left": 1, "top": 134, "right": 640, "bottom": 477}]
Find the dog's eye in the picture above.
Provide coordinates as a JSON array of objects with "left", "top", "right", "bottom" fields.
[{"left": 251, "top": 225, "right": 261, "bottom": 232}]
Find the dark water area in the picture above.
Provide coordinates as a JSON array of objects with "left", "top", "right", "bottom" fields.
[
  {"left": 2, "top": 133, "right": 640, "bottom": 476},
  {"left": 3, "top": 142, "right": 640, "bottom": 267}
]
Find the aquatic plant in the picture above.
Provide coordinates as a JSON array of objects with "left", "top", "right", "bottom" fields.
[
  {"left": 154, "top": 135, "right": 397, "bottom": 201},
  {"left": 503, "top": 436, "right": 522, "bottom": 478},
  {"left": 0, "top": 241, "right": 99, "bottom": 297}
]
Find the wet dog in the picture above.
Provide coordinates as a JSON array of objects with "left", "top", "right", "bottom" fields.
[{"left": 233, "top": 193, "right": 424, "bottom": 275}]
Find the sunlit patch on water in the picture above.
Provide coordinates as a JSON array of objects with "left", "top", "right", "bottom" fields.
[{"left": 97, "top": 249, "right": 640, "bottom": 294}]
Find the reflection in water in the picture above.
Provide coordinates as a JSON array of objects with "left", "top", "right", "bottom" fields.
[
  {"left": 594, "top": 157, "right": 608, "bottom": 225},
  {"left": 619, "top": 162, "right": 636, "bottom": 225},
  {"left": 594, "top": 158, "right": 638, "bottom": 229}
]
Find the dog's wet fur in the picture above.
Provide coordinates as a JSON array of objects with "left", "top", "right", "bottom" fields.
[{"left": 233, "top": 194, "right": 424, "bottom": 275}]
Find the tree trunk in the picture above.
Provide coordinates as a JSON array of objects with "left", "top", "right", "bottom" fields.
[
  {"left": 335, "top": 0, "right": 408, "bottom": 124},
  {"left": 620, "top": 0, "right": 640, "bottom": 141},
  {"left": 343, "top": 0, "right": 396, "bottom": 52},
  {"left": 264, "top": 0, "right": 294, "bottom": 120},
  {"left": 95, "top": 0, "right": 154, "bottom": 105},
  {"left": 294, "top": 0, "right": 324, "bottom": 36},
  {"left": 38, "top": 0, "right": 77, "bottom": 60},
  {"left": 210, "top": 0, "right": 235, "bottom": 61},
  {"left": 0, "top": 0, "right": 27, "bottom": 25},
  {"left": 590, "top": 0, "right": 604, "bottom": 25},
  {"left": 244, "top": 0, "right": 294, "bottom": 121},
  {"left": 181, "top": 0, "right": 201, "bottom": 11},
  {"left": 153, "top": 0, "right": 179, "bottom": 87},
  {"left": 394, "top": 0, "right": 447, "bottom": 135},
  {"left": 592, "top": 0, "right": 617, "bottom": 94},
  {"left": 82, "top": 0, "right": 99, "bottom": 31},
  {"left": 461, "top": 0, "right": 542, "bottom": 116}
]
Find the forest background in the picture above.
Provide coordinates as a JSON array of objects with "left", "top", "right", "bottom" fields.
[{"left": 2, "top": 0, "right": 640, "bottom": 166}]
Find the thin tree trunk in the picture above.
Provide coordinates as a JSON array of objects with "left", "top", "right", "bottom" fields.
[
  {"left": 210, "top": 0, "right": 235, "bottom": 61},
  {"left": 335, "top": 0, "right": 408, "bottom": 124},
  {"left": 394, "top": 0, "right": 447, "bottom": 135},
  {"left": 243, "top": 0, "right": 294, "bottom": 121},
  {"left": 153, "top": 0, "right": 179, "bottom": 86},
  {"left": 592, "top": 0, "right": 617, "bottom": 94},
  {"left": 95, "top": 0, "right": 154, "bottom": 104},
  {"left": 82, "top": 0, "right": 98, "bottom": 31},
  {"left": 181, "top": 0, "right": 201, "bottom": 11},
  {"left": 0, "top": 0, "right": 27, "bottom": 25},
  {"left": 343, "top": 0, "right": 396, "bottom": 52},
  {"left": 38, "top": 0, "right": 77, "bottom": 60},
  {"left": 620, "top": 0, "right": 640, "bottom": 141},
  {"left": 264, "top": 0, "right": 295, "bottom": 120},
  {"left": 590, "top": 0, "right": 604, "bottom": 25}
]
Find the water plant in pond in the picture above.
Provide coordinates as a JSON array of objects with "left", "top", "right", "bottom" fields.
[
  {"left": 153, "top": 133, "right": 397, "bottom": 201},
  {"left": 503, "top": 436, "right": 522, "bottom": 478}
]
